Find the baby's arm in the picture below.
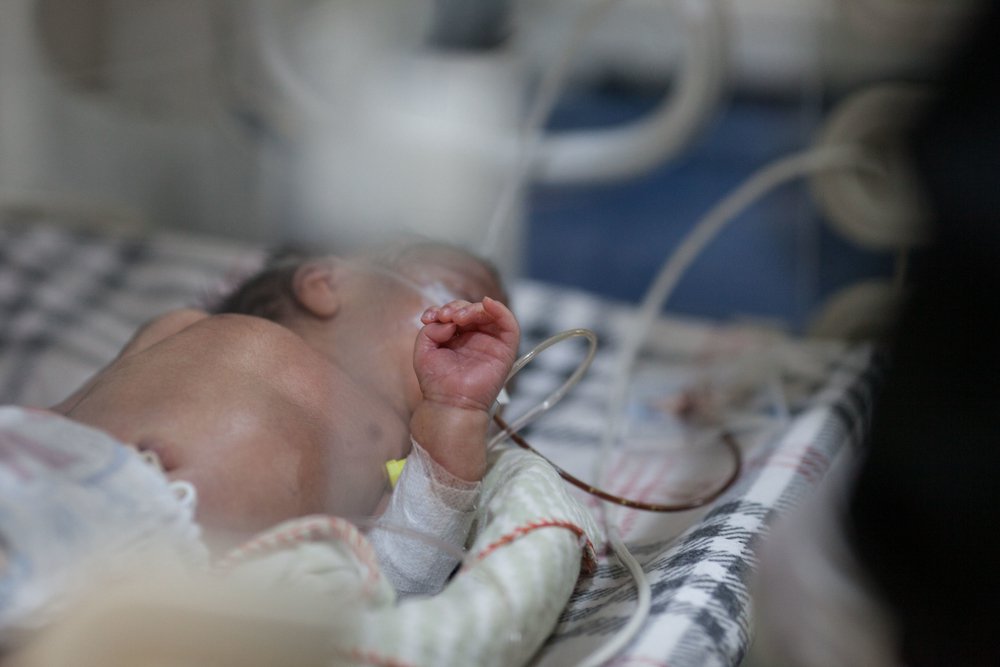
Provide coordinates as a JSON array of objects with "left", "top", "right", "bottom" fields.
[
  {"left": 368, "top": 298, "right": 519, "bottom": 595},
  {"left": 410, "top": 296, "right": 520, "bottom": 481},
  {"left": 371, "top": 298, "right": 517, "bottom": 595}
]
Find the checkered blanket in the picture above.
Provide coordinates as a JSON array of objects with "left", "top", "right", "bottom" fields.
[
  {"left": 0, "top": 215, "right": 878, "bottom": 667},
  {"left": 508, "top": 285, "right": 879, "bottom": 667}
]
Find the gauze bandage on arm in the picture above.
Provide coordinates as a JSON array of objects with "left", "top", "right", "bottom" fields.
[{"left": 368, "top": 439, "right": 479, "bottom": 597}]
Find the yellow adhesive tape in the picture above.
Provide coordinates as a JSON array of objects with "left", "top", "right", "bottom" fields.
[{"left": 385, "top": 459, "right": 406, "bottom": 488}]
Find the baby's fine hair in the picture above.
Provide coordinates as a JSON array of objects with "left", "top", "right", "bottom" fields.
[{"left": 211, "top": 250, "right": 306, "bottom": 323}]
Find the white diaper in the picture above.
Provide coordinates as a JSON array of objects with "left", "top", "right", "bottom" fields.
[{"left": 0, "top": 407, "right": 207, "bottom": 640}]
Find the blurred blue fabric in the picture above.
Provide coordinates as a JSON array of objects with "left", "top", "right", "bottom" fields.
[{"left": 525, "top": 89, "right": 894, "bottom": 332}]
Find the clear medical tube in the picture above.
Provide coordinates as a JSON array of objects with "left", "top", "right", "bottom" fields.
[
  {"left": 573, "top": 145, "right": 875, "bottom": 666},
  {"left": 575, "top": 527, "right": 652, "bottom": 667},
  {"left": 594, "top": 144, "right": 874, "bottom": 492},
  {"left": 488, "top": 328, "right": 598, "bottom": 450},
  {"left": 482, "top": 0, "right": 727, "bottom": 256},
  {"left": 481, "top": 0, "right": 623, "bottom": 258}
]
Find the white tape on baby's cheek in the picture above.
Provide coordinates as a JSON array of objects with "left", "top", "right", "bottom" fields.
[
  {"left": 411, "top": 281, "right": 462, "bottom": 329},
  {"left": 418, "top": 281, "right": 461, "bottom": 307}
]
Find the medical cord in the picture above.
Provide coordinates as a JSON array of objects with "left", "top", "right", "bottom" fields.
[
  {"left": 481, "top": 0, "right": 625, "bottom": 258},
  {"left": 487, "top": 328, "right": 599, "bottom": 449},
  {"left": 580, "top": 145, "right": 873, "bottom": 664},
  {"left": 577, "top": 528, "right": 651, "bottom": 667},
  {"left": 596, "top": 144, "right": 875, "bottom": 494},
  {"left": 470, "top": 8, "right": 872, "bottom": 664},
  {"left": 482, "top": 113, "right": 875, "bottom": 667},
  {"left": 494, "top": 413, "right": 741, "bottom": 512},
  {"left": 585, "top": 145, "right": 866, "bottom": 660}
]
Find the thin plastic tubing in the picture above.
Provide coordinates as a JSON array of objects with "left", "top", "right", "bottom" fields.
[
  {"left": 533, "top": 0, "right": 729, "bottom": 185},
  {"left": 594, "top": 145, "right": 872, "bottom": 491},
  {"left": 486, "top": 146, "right": 870, "bottom": 661},
  {"left": 494, "top": 414, "right": 742, "bottom": 512},
  {"left": 482, "top": 0, "right": 625, "bottom": 258},
  {"left": 488, "top": 328, "right": 599, "bottom": 449},
  {"left": 482, "top": 0, "right": 728, "bottom": 255},
  {"left": 565, "top": 146, "right": 873, "bottom": 665},
  {"left": 576, "top": 528, "right": 652, "bottom": 667}
]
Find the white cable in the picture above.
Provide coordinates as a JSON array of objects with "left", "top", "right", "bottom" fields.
[
  {"left": 576, "top": 528, "right": 652, "bottom": 667},
  {"left": 488, "top": 328, "right": 599, "bottom": 449},
  {"left": 488, "top": 149, "right": 873, "bottom": 665},
  {"left": 482, "top": 0, "right": 727, "bottom": 256},
  {"left": 487, "top": 15, "right": 865, "bottom": 667},
  {"left": 568, "top": 146, "right": 874, "bottom": 666},
  {"left": 594, "top": 144, "right": 874, "bottom": 491},
  {"left": 533, "top": 0, "right": 728, "bottom": 185},
  {"left": 481, "top": 0, "right": 624, "bottom": 258}
]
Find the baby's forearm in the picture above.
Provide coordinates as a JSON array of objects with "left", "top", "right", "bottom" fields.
[{"left": 410, "top": 401, "right": 489, "bottom": 482}]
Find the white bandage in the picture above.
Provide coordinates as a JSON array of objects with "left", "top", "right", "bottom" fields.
[{"left": 367, "top": 439, "right": 480, "bottom": 597}]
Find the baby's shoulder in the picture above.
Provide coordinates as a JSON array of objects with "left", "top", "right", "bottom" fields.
[
  {"left": 184, "top": 313, "right": 331, "bottom": 378},
  {"left": 119, "top": 308, "right": 209, "bottom": 358}
]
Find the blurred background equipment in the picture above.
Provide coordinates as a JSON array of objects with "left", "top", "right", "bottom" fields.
[{"left": 0, "top": 0, "right": 977, "bottom": 329}]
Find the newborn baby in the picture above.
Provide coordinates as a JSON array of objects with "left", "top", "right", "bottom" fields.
[
  {"left": 0, "top": 242, "right": 519, "bottom": 633},
  {"left": 203, "top": 243, "right": 518, "bottom": 591}
]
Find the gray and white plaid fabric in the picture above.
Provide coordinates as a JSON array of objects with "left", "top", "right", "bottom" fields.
[
  {"left": 0, "top": 216, "right": 878, "bottom": 666},
  {"left": 0, "top": 216, "right": 262, "bottom": 407},
  {"left": 508, "top": 282, "right": 878, "bottom": 667}
]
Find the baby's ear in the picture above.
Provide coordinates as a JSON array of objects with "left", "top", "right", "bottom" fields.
[{"left": 292, "top": 260, "right": 340, "bottom": 319}]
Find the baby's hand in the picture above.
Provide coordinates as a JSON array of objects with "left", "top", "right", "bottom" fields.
[
  {"left": 411, "top": 297, "right": 519, "bottom": 480},
  {"left": 414, "top": 297, "right": 520, "bottom": 413}
]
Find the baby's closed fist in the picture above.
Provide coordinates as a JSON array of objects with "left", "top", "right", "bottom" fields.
[{"left": 414, "top": 297, "right": 520, "bottom": 413}]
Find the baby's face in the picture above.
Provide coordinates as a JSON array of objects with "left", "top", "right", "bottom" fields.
[
  {"left": 60, "top": 314, "right": 408, "bottom": 549},
  {"left": 292, "top": 243, "right": 508, "bottom": 412}
]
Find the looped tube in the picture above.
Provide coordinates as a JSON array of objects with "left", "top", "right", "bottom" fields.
[
  {"left": 487, "top": 328, "right": 598, "bottom": 449},
  {"left": 494, "top": 414, "right": 742, "bottom": 512},
  {"left": 488, "top": 327, "right": 742, "bottom": 511}
]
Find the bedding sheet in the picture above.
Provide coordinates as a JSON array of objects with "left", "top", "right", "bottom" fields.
[{"left": 0, "top": 216, "right": 879, "bottom": 667}]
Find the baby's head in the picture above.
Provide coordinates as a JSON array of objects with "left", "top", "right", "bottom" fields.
[
  {"left": 212, "top": 241, "right": 508, "bottom": 412},
  {"left": 214, "top": 242, "right": 507, "bottom": 325}
]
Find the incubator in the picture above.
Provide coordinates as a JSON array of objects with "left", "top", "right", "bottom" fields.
[{"left": 0, "top": 1, "right": 979, "bottom": 666}]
